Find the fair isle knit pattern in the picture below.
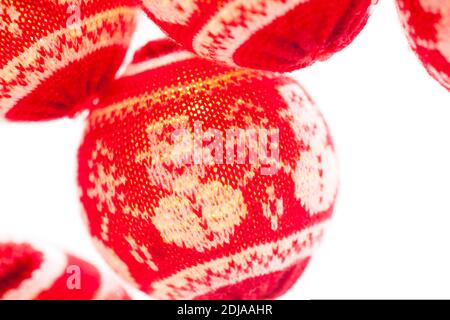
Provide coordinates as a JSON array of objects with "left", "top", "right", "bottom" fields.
[
  {"left": 0, "top": 238, "right": 130, "bottom": 300},
  {"left": 397, "top": 0, "right": 450, "bottom": 91},
  {"left": 78, "top": 39, "right": 339, "bottom": 300},
  {"left": 0, "top": 0, "right": 137, "bottom": 121},
  {"left": 140, "top": 0, "right": 377, "bottom": 72}
]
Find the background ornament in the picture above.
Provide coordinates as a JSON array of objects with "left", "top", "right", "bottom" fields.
[
  {"left": 397, "top": 0, "right": 450, "bottom": 91},
  {"left": 0, "top": 237, "right": 130, "bottom": 300},
  {"left": 0, "top": 0, "right": 137, "bottom": 121},
  {"left": 140, "top": 0, "right": 377, "bottom": 72}
]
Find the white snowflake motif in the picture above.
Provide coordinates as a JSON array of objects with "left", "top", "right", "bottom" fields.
[
  {"left": 278, "top": 84, "right": 339, "bottom": 216},
  {"left": 262, "top": 185, "right": 284, "bottom": 231},
  {"left": 86, "top": 140, "right": 127, "bottom": 242},
  {"left": 87, "top": 140, "right": 126, "bottom": 214},
  {"left": 126, "top": 235, "right": 159, "bottom": 272},
  {"left": 0, "top": 4, "right": 22, "bottom": 36}
]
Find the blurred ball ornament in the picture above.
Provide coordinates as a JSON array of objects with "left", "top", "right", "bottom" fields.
[
  {"left": 139, "top": 0, "right": 377, "bottom": 72},
  {"left": 0, "top": 237, "right": 130, "bottom": 300},
  {"left": 78, "top": 39, "right": 339, "bottom": 300},
  {"left": 397, "top": 0, "right": 450, "bottom": 91},
  {"left": 0, "top": 0, "right": 137, "bottom": 121}
]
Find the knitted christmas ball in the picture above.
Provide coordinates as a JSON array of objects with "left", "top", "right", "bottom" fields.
[
  {"left": 139, "top": 0, "right": 377, "bottom": 72},
  {"left": 0, "top": 237, "right": 130, "bottom": 300},
  {"left": 397, "top": 0, "right": 450, "bottom": 91},
  {"left": 0, "top": 0, "right": 137, "bottom": 121},
  {"left": 78, "top": 39, "right": 339, "bottom": 300}
]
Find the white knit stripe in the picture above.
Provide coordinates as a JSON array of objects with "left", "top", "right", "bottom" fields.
[
  {"left": 93, "top": 270, "right": 120, "bottom": 300},
  {"left": 123, "top": 50, "right": 196, "bottom": 77},
  {"left": 2, "top": 242, "right": 68, "bottom": 300},
  {"left": 429, "top": 66, "right": 450, "bottom": 90},
  {"left": 92, "top": 260, "right": 132, "bottom": 300},
  {"left": 192, "top": 0, "right": 309, "bottom": 65},
  {"left": 151, "top": 221, "right": 326, "bottom": 300},
  {"left": 142, "top": 0, "right": 198, "bottom": 26},
  {"left": 0, "top": 6, "right": 136, "bottom": 118},
  {"left": 93, "top": 238, "right": 140, "bottom": 290}
]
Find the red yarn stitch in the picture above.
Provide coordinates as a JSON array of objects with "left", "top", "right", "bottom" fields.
[
  {"left": 78, "top": 39, "right": 339, "bottom": 300},
  {"left": 397, "top": 0, "right": 450, "bottom": 92},
  {"left": 0, "top": 0, "right": 137, "bottom": 121},
  {"left": 140, "top": 0, "right": 377, "bottom": 72},
  {"left": 0, "top": 239, "right": 130, "bottom": 300}
]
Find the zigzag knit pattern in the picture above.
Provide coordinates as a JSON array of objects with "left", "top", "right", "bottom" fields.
[
  {"left": 0, "top": 0, "right": 137, "bottom": 121},
  {"left": 397, "top": 0, "right": 450, "bottom": 92},
  {"left": 0, "top": 238, "right": 130, "bottom": 300},
  {"left": 78, "top": 39, "right": 339, "bottom": 300},
  {"left": 140, "top": 0, "right": 377, "bottom": 72}
]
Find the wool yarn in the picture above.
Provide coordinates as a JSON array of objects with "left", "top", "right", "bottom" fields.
[
  {"left": 397, "top": 0, "right": 450, "bottom": 91},
  {"left": 0, "top": 0, "right": 137, "bottom": 121},
  {"left": 139, "top": 0, "right": 377, "bottom": 72},
  {"left": 78, "top": 39, "right": 339, "bottom": 300},
  {"left": 0, "top": 237, "right": 130, "bottom": 300}
]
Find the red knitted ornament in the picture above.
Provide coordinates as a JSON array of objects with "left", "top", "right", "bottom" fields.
[
  {"left": 139, "top": 0, "right": 377, "bottom": 72},
  {"left": 397, "top": 0, "right": 450, "bottom": 91},
  {"left": 0, "top": 0, "right": 137, "bottom": 121},
  {"left": 0, "top": 238, "right": 130, "bottom": 300},
  {"left": 78, "top": 39, "right": 339, "bottom": 300}
]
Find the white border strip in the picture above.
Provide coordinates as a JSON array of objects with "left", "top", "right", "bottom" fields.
[
  {"left": 193, "top": 0, "right": 308, "bottom": 65},
  {"left": 151, "top": 222, "right": 326, "bottom": 299},
  {"left": 2, "top": 241, "right": 68, "bottom": 300},
  {"left": 123, "top": 51, "right": 196, "bottom": 77}
]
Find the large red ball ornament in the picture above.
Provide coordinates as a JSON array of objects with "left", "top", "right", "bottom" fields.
[
  {"left": 0, "top": 0, "right": 137, "bottom": 121},
  {"left": 78, "top": 39, "right": 339, "bottom": 300},
  {"left": 397, "top": 0, "right": 450, "bottom": 91},
  {"left": 139, "top": 0, "right": 377, "bottom": 72},
  {"left": 0, "top": 237, "right": 130, "bottom": 300}
]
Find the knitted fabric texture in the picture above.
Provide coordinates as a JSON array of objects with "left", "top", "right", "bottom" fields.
[
  {"left": 0, "top": 238, "right": 130, "bottom": 300},
  {"left": 78, "top": 39, "right": 339, "bottom": 300},
  {"left": 0, "top": 0, "right": 137, "bottom": 121},
  {"left": 397, "top": 0, "right": 450, "bottom": 91},
  {"left": 140, "top": 0, "right": 377, "bottom": 72}
]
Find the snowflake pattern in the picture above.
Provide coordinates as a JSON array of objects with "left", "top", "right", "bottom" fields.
[
  {"left": 278, "top": 83, "right": 339, "bottom": 216},
  {"left": 126, "top": 235, "right": 159, "bottom": 272},
  {"left": 87, "top": 140, "right": 126, "bottom": 214},
  {"left": 262, "top": 185, "right": 284, "bottom": 231}
]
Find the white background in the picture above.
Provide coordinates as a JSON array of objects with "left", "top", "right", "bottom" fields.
[{"left": 1, "top": 0, "right": 450, "bottom": 299}]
